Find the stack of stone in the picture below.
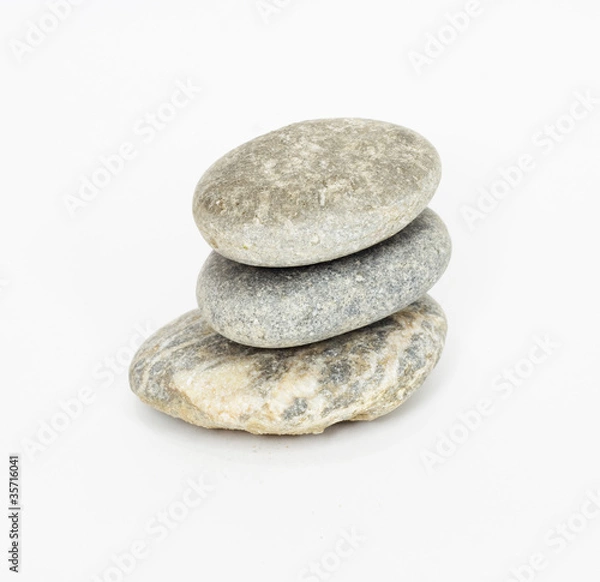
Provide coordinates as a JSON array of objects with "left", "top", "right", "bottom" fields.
[{"left": 130, "top": 118, "right": 451, "bottom": 435}]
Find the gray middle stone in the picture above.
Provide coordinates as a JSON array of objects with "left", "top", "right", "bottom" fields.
[{"left": 197, "top": 208, "right": 451, "bottom": 348}]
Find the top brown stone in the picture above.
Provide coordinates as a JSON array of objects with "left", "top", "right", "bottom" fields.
[{"left": 193, "top": 118, "right": 441, "bottom": 267}]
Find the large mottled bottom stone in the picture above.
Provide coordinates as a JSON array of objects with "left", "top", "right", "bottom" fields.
[{"left": 129, "top": 295, "right": 447, "bottom": 435}]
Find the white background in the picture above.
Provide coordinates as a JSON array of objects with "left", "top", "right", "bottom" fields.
[{"left": 2, "top": 1, "right": 600, "bottom": 581}]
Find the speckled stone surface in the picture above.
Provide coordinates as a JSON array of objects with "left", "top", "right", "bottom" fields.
[
  {"left": 197, "top": 208, "right": 451, "bottom": 348},
  {"left": 129, "top": 295, "right": 447, "bottom": 435},
  {"left": 193, "top": 118, "right": 441, "bottom": 267}
]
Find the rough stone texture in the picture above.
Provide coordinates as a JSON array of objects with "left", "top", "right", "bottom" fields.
[
  {"left": 193, "top": 118, "right": 442, "bottom": 267},
  {"left": 197, "top": 208, "right": 451, "bottom": 348},
  {"left": 129, "top": 295, "right": 447, "bottom": 435}
]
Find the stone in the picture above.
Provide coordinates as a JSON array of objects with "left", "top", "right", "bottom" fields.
[
  {"left": 197, "top": 208, "right": 451, "bottom": 348},
  {"left": 193, "top": 118, "right": 441, "bottom": 267},
  {"left": 129, "top": 295, "right": 447, "bottom": 435}
]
